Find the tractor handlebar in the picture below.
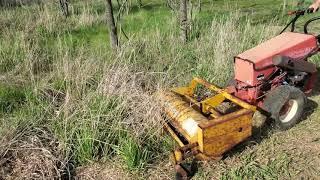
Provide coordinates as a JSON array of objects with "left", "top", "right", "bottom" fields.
[
  {"left": 287, "top": 8, "right": 317, "bottom": 16},
  {"left": 287, "top": 9, "right": 306, "bottom": 16},
  {"left": 280, "top": 8, "right": 320, "bottom": 41}
]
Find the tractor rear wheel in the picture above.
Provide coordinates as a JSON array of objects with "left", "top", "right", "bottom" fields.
[{"left": 263, "top": 85, "right": 306, "bottom": 130}]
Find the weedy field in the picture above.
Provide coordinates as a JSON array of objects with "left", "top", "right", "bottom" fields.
[{"left": 0, "top": 0, "right": 320, "bottom": 179}]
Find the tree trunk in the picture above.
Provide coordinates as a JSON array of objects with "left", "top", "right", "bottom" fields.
[
  {"left": 282, "top": 0, "right": 287, "bottom": 14},
  {"left": 116, "top": 0, "right": 120, "bottom": 8},
  {"left": 106, "top": 0, "right": 119, "bottom": 50},
  {"left": 59, "top": 0, "right": 69, "bottom": 17},
  {"left": 179, "top": 0, "right": 188, "bottom": 42},
  {"left": 137, "top": 0, "right": 142, "bottom": 8},
  {"left": 198, "top": 0, "right": 201, "bottom": 12}
]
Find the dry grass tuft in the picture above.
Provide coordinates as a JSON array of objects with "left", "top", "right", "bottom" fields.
[
  {"left": 100, "top": 64, "right": 165, "bottom": 137},
  {"left": 0, "top": 129, "right": 65, "bottom": 179},
  {"left": 75, "top": 160, "right": 133, "bottom": 180}
]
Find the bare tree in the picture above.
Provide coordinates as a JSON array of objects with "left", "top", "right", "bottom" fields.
[
  {"left": 180, "top": 0, "right": 188, "bottom": 42},
  {"left": 106, "top": 0, "right": 119, "bottom": 50},
  {"left": 198, "top": 0, "right": 201, "bottom": 12},
  {"left": 59, "top": 0, "right": 69, "bottom": 17},
  {"left": 137, "top": 0, "right": 142, "bottom": 8},
  {"left": 166, "top": 0, "right": 179, "bottom": 11},
  {"left": 116, "top": 0, "right": 120, "bottom": 8}
]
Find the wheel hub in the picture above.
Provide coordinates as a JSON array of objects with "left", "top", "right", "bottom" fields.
[{"left": 279, "top": 99, "right": 299, "bottom": 123}]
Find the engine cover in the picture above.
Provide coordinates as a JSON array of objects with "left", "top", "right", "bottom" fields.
[{"left": 234, "top": 32, "right": 318, "bottom": 86}]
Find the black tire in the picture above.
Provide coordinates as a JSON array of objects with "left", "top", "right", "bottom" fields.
[{"left": 263, "top": 85, "right": 306, "bottom": 130}]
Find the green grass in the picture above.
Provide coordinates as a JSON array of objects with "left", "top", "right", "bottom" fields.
[
  {"left": 0, "top": 85, "right": 26, "bottom": 114},
  {"left": 221, "top": 153, "right": 291, "bottom": 179},
  {"left": 118, "top": 135, "right": 151, "bottom": 170}
]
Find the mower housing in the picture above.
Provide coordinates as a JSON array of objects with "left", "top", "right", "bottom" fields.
[{"left": 158, "top": 78, "right": 256, "bottom": 162}]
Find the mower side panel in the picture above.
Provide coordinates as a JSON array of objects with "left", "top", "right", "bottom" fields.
[
  {"left": 199, "top": 109, "right": 253, "bottom": 158},
  {"left": 234, "top": 58, "right": 255, "bottom": 85},
  {"left": 164, "top": 107, "right": 253, "bottom": 159},
  {"left": 234, "top": 58, "right": 275, "bottom": 87}
]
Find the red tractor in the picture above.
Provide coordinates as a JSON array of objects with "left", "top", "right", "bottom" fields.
[{"left": 228, "top": 9, "right": 319, "bottom": 129}]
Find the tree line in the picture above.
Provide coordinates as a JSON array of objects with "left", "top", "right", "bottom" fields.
[
  {"left": 105, "top": 0, "right": 201, "bottom": 51},
  {"left": 0, "top": 0, "right": 200, "bottom": 51}
]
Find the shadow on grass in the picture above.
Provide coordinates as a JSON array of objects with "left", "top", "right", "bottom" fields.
[{"left": 310, "top": 67, "right": 320, "bottom": 97}]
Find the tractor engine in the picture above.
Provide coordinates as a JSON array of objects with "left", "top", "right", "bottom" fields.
[{"left": 231, "top": 32, "right": 318, "bottom": 108}]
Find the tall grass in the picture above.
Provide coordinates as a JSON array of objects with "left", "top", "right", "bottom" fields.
[{"left": 0, "top": 1, "right": 287, "bottom": 179}]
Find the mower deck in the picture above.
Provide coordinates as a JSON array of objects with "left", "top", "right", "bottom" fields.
[{"left": 159, "top": 78, "right": 257, "bottom": 166}]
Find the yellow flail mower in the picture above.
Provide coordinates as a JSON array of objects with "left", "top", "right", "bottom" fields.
[{"left": 158, "top": 78, "right": 258, "bottom": 179}]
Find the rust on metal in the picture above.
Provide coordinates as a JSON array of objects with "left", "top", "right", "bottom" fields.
[{"left": 179, "top": 142, "right": 198, "bottom": 152}]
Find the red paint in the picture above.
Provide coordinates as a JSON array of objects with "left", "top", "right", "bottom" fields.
[
  {"left": 235, "top": 32, "right": 318, "bottom": 86},
  {"left": 230, "top": 32, "right": 319, "bottom": 108}
]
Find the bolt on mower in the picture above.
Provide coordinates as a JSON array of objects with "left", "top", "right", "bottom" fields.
[{"left": 158, "top": 9, "right": 320, "bottom": 179}]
